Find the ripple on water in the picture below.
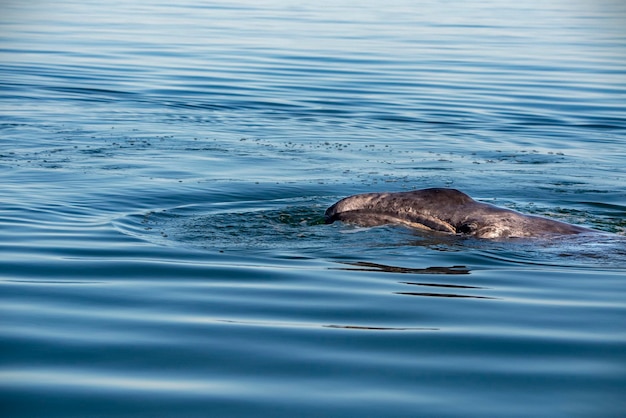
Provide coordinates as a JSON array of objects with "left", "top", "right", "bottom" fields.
[
  {"left": 2, "top": 0, "right": 626, "bottom": 416},
  {"left": 111, "top": 192, "right": 626, "bottom": 272}
]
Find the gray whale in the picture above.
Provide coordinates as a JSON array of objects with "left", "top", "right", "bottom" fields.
[{"left": 325, "top": 188, "right": 597, "bottom": 239}]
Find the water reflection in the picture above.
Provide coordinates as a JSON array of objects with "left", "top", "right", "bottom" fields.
[
  {"left": 217, "top": 319, "right": 438, "bottom": 331},
  {"left": 336, "top": 261, "right": 470, "bottom": 275},
  {"left": 323, "top": 325, "right": 438, "bottom": 331},
  {"left": 336, "top": 261, "right": 497, "bottom": 300},
  {"left": 394, "top": 291, "right": 496, "bottom": 300}
]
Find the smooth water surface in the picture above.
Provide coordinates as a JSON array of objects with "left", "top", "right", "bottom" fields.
[{"left": 1, "top": 1, "right": 626, "bottom": 417}]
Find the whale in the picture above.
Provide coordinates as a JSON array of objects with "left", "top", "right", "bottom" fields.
[{"left": 325, "top": 188, "right": 598, "bottom": 239}]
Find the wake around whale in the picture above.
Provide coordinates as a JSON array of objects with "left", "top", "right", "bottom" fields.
[{"left": 325, "top": 188, "right": 598, "bottom": 239}]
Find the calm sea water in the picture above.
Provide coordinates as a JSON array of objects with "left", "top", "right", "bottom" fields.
[{"left": 1, "top": 1, "right": 626, "bottom": 417}]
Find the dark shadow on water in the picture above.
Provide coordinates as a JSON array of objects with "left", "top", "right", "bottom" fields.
[
  {"left": 335, "top": 261, "right": 470, "bottom": 275},
  {"left": 394, "top": 291, "right": 497, "bottom": 300},
  {"left": 323, "top": 324, "right": 438, "bottom": 331},
  {"left": 216, "top": 319, "right": 438, "bottom": 331},
  {"left": 333, "top": 261, "right": 498, "bottom": 300}
]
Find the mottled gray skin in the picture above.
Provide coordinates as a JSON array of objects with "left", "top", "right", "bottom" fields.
[{"left": 325, "top": 188, "right": 596, "bottom": 239}]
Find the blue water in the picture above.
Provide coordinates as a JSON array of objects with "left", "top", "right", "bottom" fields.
[{"left": 1, "top": 1, "right": 626, "bottom": 416}]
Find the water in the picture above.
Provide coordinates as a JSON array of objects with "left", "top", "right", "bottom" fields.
[{"left": 1, "top": 1, "right": 626, "bottom": 416}]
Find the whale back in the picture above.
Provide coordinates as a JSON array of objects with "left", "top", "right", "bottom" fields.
[
  {"left": 325, "top": 188, "right": 595, "bottom": 238},
  {"left": 325, "top": 188, "right": 474, "bottom": 233}
]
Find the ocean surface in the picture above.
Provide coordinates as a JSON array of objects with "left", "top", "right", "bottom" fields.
[{"left": 1, "top": 1, "right": 625, "bottom": 416}]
